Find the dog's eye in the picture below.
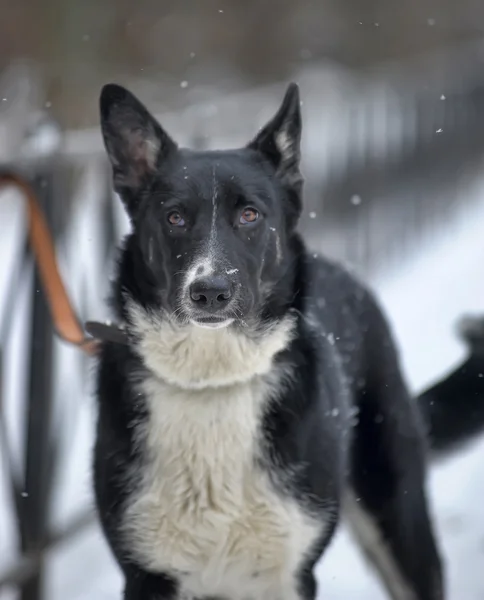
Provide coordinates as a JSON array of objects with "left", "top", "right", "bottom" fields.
[
  {"left": 167, "top": 211, "right": 185, "bottom": 227},
  {"left": 239, "top": 207, "right": 259, "bottom": 225}
]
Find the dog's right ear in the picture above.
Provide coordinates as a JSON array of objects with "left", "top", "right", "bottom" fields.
[{"left": 100, "top": 84, "right": 177, "bottom": 215}]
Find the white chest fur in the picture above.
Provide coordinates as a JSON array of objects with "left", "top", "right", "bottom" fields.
[{"left": 123, "top": 371, "right": 324, "bottom": 600}]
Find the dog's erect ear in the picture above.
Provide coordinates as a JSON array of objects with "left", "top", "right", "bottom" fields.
[
  {"left": 247, "top": 83, "right": 303, "bottom": 228},
  {"left": 100, "top": 84, "right": 176, "bottom": 211},
  {"left": 248, "top": 83, "right": 302, "bottom": 190}
]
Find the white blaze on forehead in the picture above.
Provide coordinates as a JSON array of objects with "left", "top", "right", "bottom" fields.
[
  {"left": 182, "top": 165, "right": 240, "bottom": 295},
  {"left": 210, "top": 165, "right": 218, "bottom": 250},
  {"left": 182, "top": 168, "right": 221, "bottom": 294}
]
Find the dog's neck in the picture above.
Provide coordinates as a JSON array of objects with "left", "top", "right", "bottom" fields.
[{"left": 127, "top": 303, "right": 296, "bottom": 390}]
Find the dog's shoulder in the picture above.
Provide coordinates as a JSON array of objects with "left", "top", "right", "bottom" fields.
[
  {"left": 298, "top": 248, "right": 388, "bottom": 335},
  {"left": 303, "top": 252, "right": 374, "bottom": 311}
]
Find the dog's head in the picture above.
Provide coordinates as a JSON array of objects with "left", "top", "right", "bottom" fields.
[{"left": 100, "top": 83, "right": 303, "bottom": 330}]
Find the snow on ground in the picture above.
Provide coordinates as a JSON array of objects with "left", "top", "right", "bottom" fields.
[{"left": 1, "top": 171, "right": 484, "bottom": 599}]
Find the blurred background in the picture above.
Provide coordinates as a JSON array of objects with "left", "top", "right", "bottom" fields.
[{"left": 1, "top": 1, "right": 484, "bottom": 598}]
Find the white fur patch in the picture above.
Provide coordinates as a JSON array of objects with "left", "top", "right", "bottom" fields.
[
  {"left": 124, "top": 126, "right": 160, "bottom": 170},
  {"left": 183, "top": 258, "right": 214, "bottom": 295},
  {"left": 128, "top": 304, "right": 296, "bottom": 390},
  {"left": 343, "top": 493, "right": 417, "bottom": 600},
  {"left": 190, "top": 318, "right": 234, "bottom": 330},
  {"left": 275, "top": 233, "right": 282, "bottom": 264},
  {"left": 275, "top": 128, "right": 293, "bottom": 159},
  {"left": 122, "top": 305, "right": 327, "bottom": 600},
  {"left": 123, "top": 366, "right": 324, "bottom": 600}
]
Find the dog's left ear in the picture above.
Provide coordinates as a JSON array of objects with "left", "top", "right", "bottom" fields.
[{"left": 248, "top": 83, "right": 303, "bottom": 214}]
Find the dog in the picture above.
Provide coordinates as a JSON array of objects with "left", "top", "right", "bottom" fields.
[{"left": 93, "top": 82, "right": 483, "bottom": 600}]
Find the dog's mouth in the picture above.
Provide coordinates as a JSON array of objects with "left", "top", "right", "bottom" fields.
[{"left": 189, "top": 316, "right": 235, "bottom": 330}]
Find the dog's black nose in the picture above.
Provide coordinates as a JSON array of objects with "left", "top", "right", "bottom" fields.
[{"left": 189, "top": 276, "right": 233, "bottom": 310}]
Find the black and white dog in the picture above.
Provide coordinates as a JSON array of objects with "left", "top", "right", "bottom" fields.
[{"left": 94, "top": 82, "right": 483, "bottom": 600}]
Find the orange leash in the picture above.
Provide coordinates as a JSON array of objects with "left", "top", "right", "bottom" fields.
[{"left": 0, "top": 172, "right": 103, "bottom": 355}]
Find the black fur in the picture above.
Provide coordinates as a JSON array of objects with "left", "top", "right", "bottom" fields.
[
  {"left": 418, "top": 315, "right": 484, "bottom": 455},
  {"left": 90, "top": 82, "right": 484, "bottom": 600}
]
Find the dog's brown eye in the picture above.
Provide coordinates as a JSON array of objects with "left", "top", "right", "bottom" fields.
[
  {"left": 167, "top": 211, "right": 185, "bottom": 227},
  {"left": 240, "top": 207, "right": 259, "bottom": 225}
]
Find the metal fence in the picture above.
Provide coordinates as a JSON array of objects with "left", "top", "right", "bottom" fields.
[
  {"left": 0, "top": 65, "right": 119, "bottom": 596},
  {"left": 0, "top": 159, "right": 118, "bottom": 599}
]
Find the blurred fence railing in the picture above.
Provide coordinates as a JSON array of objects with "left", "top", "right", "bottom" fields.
[
  {"left": 0, "top": 162, "right": 119, "bottom": 600},
  {"left": 0, "top": 64, "right": 118, "bottom": 599},
  {"left": 2, "top": 39, "right": 484, "bottom": 599}
]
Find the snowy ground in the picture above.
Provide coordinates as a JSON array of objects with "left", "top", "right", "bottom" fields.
[{"left": 1, "top": 166, "right": 484, "bottom": 600}]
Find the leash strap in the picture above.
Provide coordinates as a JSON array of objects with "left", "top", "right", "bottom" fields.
[{"left": 0, "top": 171, "right": 126, "bottom": 355}]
